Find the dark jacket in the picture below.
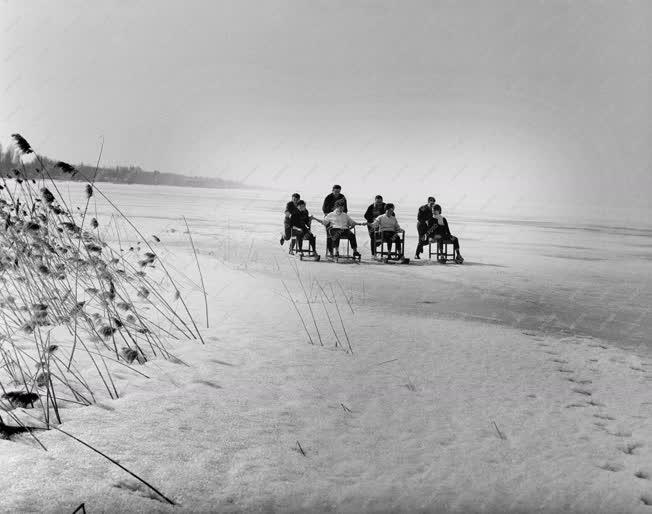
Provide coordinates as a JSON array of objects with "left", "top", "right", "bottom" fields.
[
  {"left": 285, "top": 201, "right": 298, "bottom": 216},
  {"left": 322, "top": 193, "right": 347, "bottom": 215},
  {"left": 290, "top": 209, "right": 311, "bottom": 232},
  {"left": 430, "top": 216, "right": 451, "bottom": 238},
  {"left": 364, "top": 202, "right": 386, "bottom": 223},
  {"left": 417, "top": 204, "right": 434, "bottom": 224}
]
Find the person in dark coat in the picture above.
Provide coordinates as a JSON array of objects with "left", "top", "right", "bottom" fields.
[
  {"left": 322, "top": 184, "right": 348, "bottom": 215},
  {"left": 288, "top": 200, "right": 317, "bottom": 253},
  {"left": 414, "top": 196, "right": 436, "bottom": 259},
  {"left": 280, "top": 193, "right": 300, "bottom": 246},
  {"left": 364, "top": 195, "right": 386, "bottom": 256},
  {"left": 322, "top": 185, "right": 347, "bottom": 254}
]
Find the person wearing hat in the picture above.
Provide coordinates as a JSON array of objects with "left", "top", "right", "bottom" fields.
[
  {"left": 280, "top": 193, "right": 301, "bottom": 246},
  {"left": 364, "top": 194, "right": 386, "bottom": 256},
  {"left": 322, "top": 185, "right": 348, "bottom": 255},
  {"left": 414, "top": 196, "right": 436, "bottom": 259}
]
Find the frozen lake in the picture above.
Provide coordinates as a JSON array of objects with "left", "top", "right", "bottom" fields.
[{"left": 65, "top": 181, "right": 652, "bottom": 359}]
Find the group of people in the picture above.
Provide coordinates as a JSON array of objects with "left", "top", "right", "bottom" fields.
[{"left": 279, "top": 184, "right": 463, "bottom": 263}]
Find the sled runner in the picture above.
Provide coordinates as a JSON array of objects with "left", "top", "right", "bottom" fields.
[
  {"left": 289, "top": 236, "right": 321, "bottom": 261},
  {"left": 428, "top": 237, "right": 463, "bottom": 264},
  {"left": 327, "top": 226, "right": 361, "bottom": 263},
  {"left": 372, "top": 230, "right": 409, "bottom": 264}
]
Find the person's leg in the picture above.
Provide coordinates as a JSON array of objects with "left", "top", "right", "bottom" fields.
[
  {"left": 383, "top": 231, "right": 394, "bottom": 254},
  {"left": 415, "top": 223, "right": 426, "bottom": 257},
  {"left": 291, "top": 228, "right": 303, "bottom": 252},
  {"left": 393, "top": 233, "right": 403, "bottom": 256},
  {"left": 348, "top": 229, "right": 359, "bottom": 251},
  {"left": 343, "top": 229, "right": 360, "bottom": 257},
  {"left": 281, "top": 221, "right": 291, "bottom": 245},
  {"left": 451, "top": 235, "right": 463, "bottom": 259},
  {"left": 367, "top": 227, "right": 376, "bottom": 255},
  {"left": 331, "top": 229, "right": 342, "bottom": 255},
  {"left": 307, "top": 233, "right": 316, "bottom": 252}
]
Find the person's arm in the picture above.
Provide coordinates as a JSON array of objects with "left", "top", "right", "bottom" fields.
[
  {"left": 443, "top": 217, "right": 451, "bottom": 236},
  {"left": 395, "top": 217, "right": 404, "bottom": 233},
  {"left": 342, "top": 197, "right": 348, "bottom": 213},
  {"left": 310, "top": 215, "right": 325, "bottom": 226},
  {"left": 370, "top": 216, "right": 380, "bottom": 230}
]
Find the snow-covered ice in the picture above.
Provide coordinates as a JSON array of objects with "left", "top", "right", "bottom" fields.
[{"left": 1, "top": 184, "right": 652, "bottom": 513}]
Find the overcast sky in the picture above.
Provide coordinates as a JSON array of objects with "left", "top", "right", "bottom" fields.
[{"left": 1, "top": 0, "right": 650, "bottom": 215}]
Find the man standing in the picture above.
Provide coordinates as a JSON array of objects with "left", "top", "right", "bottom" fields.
[
  {"left": 364, "top": 195, "right": 386, "bottom": 256},
  {"left": 322, "top": 185, "right": 347, "bottom": 254},
  {"left": 414, "top": 196, "right": 436, "bottom": 259},
  {"left": 280, "top": 193, "right": 300, "bottom": 246},
  {"left": 322, "top": 184, "right": 348, "bottom": 215}
]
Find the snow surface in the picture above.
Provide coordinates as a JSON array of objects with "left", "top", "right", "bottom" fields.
[{"left": 1, "top": 184, "right": 652, "bottom": 513}]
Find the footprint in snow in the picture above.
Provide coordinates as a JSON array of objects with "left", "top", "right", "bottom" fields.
[
  {"left": 193, "top": 380, "right": 222, "bottom": 389},
  {"left": 210, "top": 359, "right": 235, "bottom": 367},
  {"left": 599, "top": 462, "right": 624, "bottom": 472},
  {"left": 641, "top": 494, "right": 652, "bottom": 506},
  {"left": 607, "top": 429, "right": 633, "bottom": 438},
  {"left": 550, "top": 358, "right": 568, "bottom": 364},
  {"left": 593, "top": 413, "right": 615, "bottom": 421},
  {"left": 586, "top": 399, "right": 606, "bottom": 407},
  {"left": 620, "top": 442, "right": 644, "bottom": 455},
  {"left": 572, "top": 387, "right": 592, "bottom": 396},
  {"left": 635, "top": 471, "right": 650, "bottom": 480},
  {"left": 557, "top": 367, "right": 574, "bottom": 374},
  {"left": 567, "top": 377, "right": 592, "bottom": 384}
]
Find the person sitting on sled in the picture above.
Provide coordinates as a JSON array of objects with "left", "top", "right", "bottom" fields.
[
  {"left": 429, "top": 204, "right": 464, "bottom": 263},
  {"left": 370, "top": 203, "right": 405, "bottom": 257},
  {"left": 364, "top": 194, "right": 386, "bottom": 256},
  {"left": 280, "top": 193, "right": 300, "bottom": 246},
  {"left": 288, "top": 200, "right": 318, "bottom": 254},
  {"left": 322, "top": 184, "right": 348, "bottom": 255},
  {"left": 323, "top": 199, "right": 365, "bottom": 258},
  {"left": 414, "top": 196, "right": 436, "bottom": 259}
]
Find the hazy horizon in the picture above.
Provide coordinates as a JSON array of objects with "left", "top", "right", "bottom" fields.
[{"left": 2, "top": 1, "right": 650, "bottom": 217}]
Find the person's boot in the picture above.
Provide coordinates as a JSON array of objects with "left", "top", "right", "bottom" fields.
[
  {"left": 289, "top": 240, "right": 296, "bottom": 255},
  {"left": 280, "top": 234, "right": 285, "bottom": 246}
]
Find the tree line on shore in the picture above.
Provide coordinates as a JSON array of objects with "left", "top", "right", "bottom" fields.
[{"left": 0, "top": 143, "right": 244, "bottom": 189}]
